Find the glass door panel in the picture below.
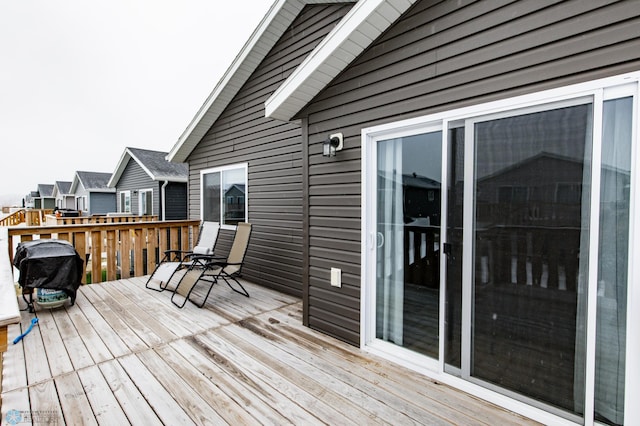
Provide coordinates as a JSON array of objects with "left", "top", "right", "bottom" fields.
[
  {"left": 376, "top": 131, "right": 442, "bottom": 358},
  {"left": 471, "top": 104, "right": 592, "bottom": 415},
  {"left": 594, "top": 96, "right": 632, "bottom": 426}
]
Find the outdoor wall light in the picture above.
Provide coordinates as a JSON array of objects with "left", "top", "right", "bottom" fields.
[{"left": 323, "top": 132, "right": 344, "bottom": 157}]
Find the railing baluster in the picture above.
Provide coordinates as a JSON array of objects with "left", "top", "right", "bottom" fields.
[
  {"left": 106, "top": 229, "right": 117, "bottom": 281},
  {"left": 120, "top": 229, "right": 131, "bottom": 279}
]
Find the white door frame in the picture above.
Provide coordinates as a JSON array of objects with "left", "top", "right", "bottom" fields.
[{"left": 361, "top": 71, "right": 640, "bottom": 426}]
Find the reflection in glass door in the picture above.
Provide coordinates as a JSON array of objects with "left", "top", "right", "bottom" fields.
[
  {"left": 376, "top": 131, "right": 442, "bottom": 358},
  {"left": 366, "top": 76, "right": 637, "bottom": 425},
  {"left": 469, "top": 103, "right": 593, "bottom": 416}
]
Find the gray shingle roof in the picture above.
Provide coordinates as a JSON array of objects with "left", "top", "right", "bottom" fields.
[
  {"left": 55, "top": 181, "right": 72, "bottom": 194},
  {"left": 108, "top": 147, "right": 188, "bottom": 187},
  {"left": 37, "top": 184, "right": 54, "bottom": 197},
  {"left": 76, "top": 171, "right": 113, "bottom": 190},
  {"left": 127, "top": 147, "right": 188, "bottom": 180}
]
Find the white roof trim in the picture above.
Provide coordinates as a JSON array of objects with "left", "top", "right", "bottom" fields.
[
  {"left": 168, "top": 0, "right": 357, "bottom": 163},
  {"left": 107, "top": 149, "right": 132, "bottom": 187},
  {"left": 265, "top": 0, "right": 416, "bottom": 121},
  {"left": 168, "top": 0, "right": 303, "bottom": 163}
]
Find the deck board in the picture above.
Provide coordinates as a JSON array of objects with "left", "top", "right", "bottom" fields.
[
  {"left": 55, "top": 372, "right": 98, "bottom": 426},
  {"left": 97, "top": 360, "right": 164, "bottom": 425},
  {"left": 1, "top": 276, "right": 540, "bottom": 425},
  {"left": 76, "top": 365, "right": 131, "bottom": 425}
]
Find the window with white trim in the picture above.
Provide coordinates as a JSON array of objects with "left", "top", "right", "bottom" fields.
[
  {"left": 119, "top": 191, "right": 131, "bottom": 213},
  {"left": 139, "top": 189, "right": 152, "bottom": 216},
  {"left": 201, "top": 163, "right": 247, "bottom": 227}
]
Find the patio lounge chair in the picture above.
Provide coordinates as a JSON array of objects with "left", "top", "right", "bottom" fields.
[
  {"left": 171, "top": 222, "right": 252, "bottom": 308},
  {"left": 145, "top": 221, "right": 220, "bottom": 292}
]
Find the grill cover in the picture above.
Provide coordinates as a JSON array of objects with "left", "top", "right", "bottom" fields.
[{"left": 13, "top": 239, "right": 84, "bottom": 304}]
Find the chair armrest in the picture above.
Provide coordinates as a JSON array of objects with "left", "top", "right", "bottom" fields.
[
  {"left": 205, "top": 260, "right": 242, "bottom": 268},
  {"left": 189, "top": 254, "right": 224, "bottom": 262},
  {"left": 162, "top": 249, "right": 193, "bottom": 262}
]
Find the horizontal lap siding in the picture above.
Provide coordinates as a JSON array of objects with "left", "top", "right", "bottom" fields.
[
  {"left": 301, "top": 0, "right": 640, "bottom": 345},
  {"left": 117, "top": 162, "right": 158, "bottom": 216},
  {"left": 187, "top": 4, "right": 353, "bottom": 297}
]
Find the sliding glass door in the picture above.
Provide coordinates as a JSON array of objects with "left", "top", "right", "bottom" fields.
[{"left": 364, "top": 74, "right": 637, "bottom": 425}]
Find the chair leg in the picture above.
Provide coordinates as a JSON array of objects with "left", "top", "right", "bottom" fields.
[
  {"left": 192, "top": 275, "right": 218, "bottom": 308},
  {"left": 171, "top": 269, "right": 215, "bottom": 308},
  {"left": 221, "top": 273, "right": 250, "bottom": 297}
]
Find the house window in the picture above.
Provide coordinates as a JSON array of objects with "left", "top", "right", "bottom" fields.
[
  {"left": 119, "top": 191, "right": 131, "bottom": 213},
  {"left": 139, "top": 189, "right": 152, "bottom": 216},
  {"left": 201, "top": 163, "right": 247, "bottom": 227},
  {"left": 76, "top": 196, "right": 87, "bottom": 211}
]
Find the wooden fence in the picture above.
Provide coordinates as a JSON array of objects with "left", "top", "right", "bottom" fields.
[{"left": 7, "top": 220, "right": 201, "bottom": 284}]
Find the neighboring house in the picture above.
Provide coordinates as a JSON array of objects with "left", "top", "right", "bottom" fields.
[
  {"left": 168, "top": 0, "right": 640, "bottom": 424},
  {"left": 70, "top": 171, "right": 116, "bottom": 215},
  {"left": 107, "top": 147, "right": 188, "bottom": 220},
  {"left": 52, "top": 181, "right": 75, "bottom": 210},
  {"left": 34, "top": 184, "right": 55, "bottom": 209},
  {"left": 24, "top": 191, "right": 37, "bottom": 209}
]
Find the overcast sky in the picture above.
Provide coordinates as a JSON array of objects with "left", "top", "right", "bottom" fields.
[{"left": 0, "top": 0, "right": 272, "bottom": 205}]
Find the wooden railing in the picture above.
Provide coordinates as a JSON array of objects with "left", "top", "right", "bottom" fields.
[
  {"left": 7, "top": 220, "right": 200, "bottom": 284},
  {"left": 45, "top": 214, "right": 159, "bottom": 226},
  {"left": 0, "top": 209, "right": 25, "bottom": 227},
  {"left": 25, "top": 209, "right": 54, "bottom": 226}
]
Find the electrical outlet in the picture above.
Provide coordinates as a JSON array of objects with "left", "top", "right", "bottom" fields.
[{"left": 330, "top": 267, "right": 341, "bottom": 287}]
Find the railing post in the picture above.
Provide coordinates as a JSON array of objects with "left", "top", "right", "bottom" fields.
[{"left": 72, "top": 231, "right": 88, "bottom": 284}]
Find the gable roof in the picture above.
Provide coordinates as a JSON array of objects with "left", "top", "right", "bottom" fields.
[
  {"left": 36, "top": 184, "right": 55, "bottom": 198},
  {"left": 108, "top": 147, "right": 188, "bottom": 187},
  {"left": 265, "top": 0, "right": 416, "bottom": 121},
  {"left": 167, "top": 0, "right": 357, "bottom": 163},
  {"left": 54, "top": 181, "right": 73, "bottom": 195},
  {"left": 71, "top": 171, "right": 115, "bottom": 193}
]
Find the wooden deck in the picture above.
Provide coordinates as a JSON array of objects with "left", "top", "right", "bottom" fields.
[{"left": 1, "top": 277, "right": 538, "bottom": 425}]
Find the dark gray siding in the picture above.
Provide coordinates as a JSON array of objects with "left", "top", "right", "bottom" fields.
[
  {"left": 187, "top": 4, "right": 353, "bottom": 296},
  {"left": 89, "top": 192, "right": 117, "bottom": 215},
  {"left": 116, "top": 161, "right": 159, "bottom": 216},
  {"left": 164, "top": 182, "right": 187, "bottom": 220},
  {"left": 299, "top": 0, "right": 640, "bottom": 345}
]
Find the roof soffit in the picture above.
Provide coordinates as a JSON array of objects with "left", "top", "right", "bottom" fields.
[
  {"left": 167, "top": 0, "right": 305, "bottom": 163},
  {"left": 265, "top": 0, "right": 416, "bottom": 121},
  {"left": 167, "top": 0, "right": 357, "bottom": 163}
]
